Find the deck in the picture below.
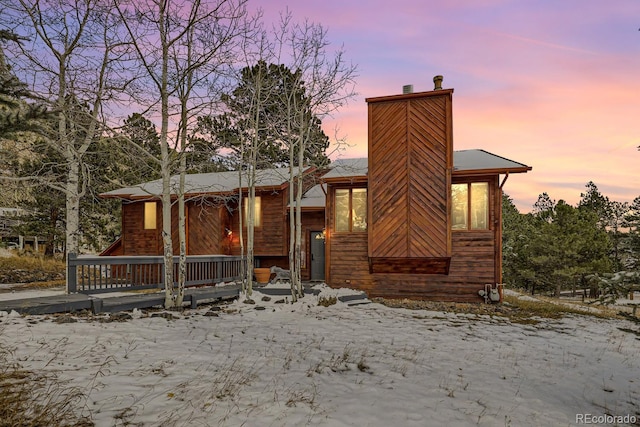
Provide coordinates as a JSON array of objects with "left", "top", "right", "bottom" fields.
[{"left": 0, "top": 285, "right": 369, "bottom": 315}]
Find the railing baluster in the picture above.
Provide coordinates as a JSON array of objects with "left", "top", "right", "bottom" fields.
[{"left": 66, "top": 255, "right": 245, "bottom": 294}]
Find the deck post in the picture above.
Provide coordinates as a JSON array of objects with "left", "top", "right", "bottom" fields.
[{"left": 67, "top": 252, "right": 77, "bottom": 294}]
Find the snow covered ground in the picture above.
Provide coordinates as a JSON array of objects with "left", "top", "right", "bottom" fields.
[{"left": 1, "top": 284, "right": 639, "bottom": 426}]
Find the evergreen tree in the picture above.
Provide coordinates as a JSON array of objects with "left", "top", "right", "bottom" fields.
[
  {"left": 195, "top": 61, "right": 330, "bottom": 170},
  {"left": 578, "top": 181, "right": 611, "bottom": 229},
  {"left": 14, "top": 138, "right": 66, "bottom": 256},
  {"left": 623, "top": 196, "right": 640, "bottom": 271},
  {"left": 578, "top": 182, "right": 630, "bottom": 270},
  {"left": 502, "top": 194, "right": 538, "bottom": 292},
  {"left": 532, "top": 192, "right": 555, "bottom": 222},
  {"left": 503, "top": 193, "right": 612, "bottom": 296},
  {"left": 0, "top": 30, "right": 49, "bottom": 137}
]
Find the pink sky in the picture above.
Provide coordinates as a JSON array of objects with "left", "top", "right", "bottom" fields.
[{"left": 254, "top": 0, "right": 640, "bottom": 212}]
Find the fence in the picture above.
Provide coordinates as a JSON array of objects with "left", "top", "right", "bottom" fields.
[{"left": 67, "top": 253, "right": 245, "bottom": 294}]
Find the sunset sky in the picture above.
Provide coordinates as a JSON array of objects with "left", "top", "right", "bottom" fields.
[{"left": 255, "top": 0, "right": 640, "bottom": 212}]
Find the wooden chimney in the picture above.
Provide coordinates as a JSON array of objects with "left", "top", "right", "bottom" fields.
[{"left": 366, "top": 77, "right": 453, "bottom": 274}]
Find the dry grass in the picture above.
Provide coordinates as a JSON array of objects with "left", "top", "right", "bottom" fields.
[
  {"left": 0, "top": 255, "right": 65, "bottom": 272},
  {"left": 0, "top": 255, "right": 65, "bottom": 287},
  {"left": 375, "top": 294, "right": 619, "bottom": 325},
  {"left": 503, "top": 294, "right": 619, "bottom": 320},
  {"left": 0, "top": 345, "right": 93, "bottom": 427}
]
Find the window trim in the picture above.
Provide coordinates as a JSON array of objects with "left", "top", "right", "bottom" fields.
[
  {"left": 451, "top": 181, "right": 490, "bottom": 231},
  {"left": 334, "top": 187, "right": 367, "bottom": 233}
]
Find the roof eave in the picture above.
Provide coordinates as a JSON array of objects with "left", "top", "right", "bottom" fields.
[
  {"left": 321, "top": 176, "right": 368, "bottom": 185},
  {"left": 453, "top": 166, "right": 532, "bottom": 176}
]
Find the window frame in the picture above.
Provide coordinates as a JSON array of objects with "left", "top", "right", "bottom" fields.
[
  {"left": 334, "top": 187, "right": 367, "bottom": 233},
  {"left": 451, "top": 181, "right": 491, "bottom": 231}
]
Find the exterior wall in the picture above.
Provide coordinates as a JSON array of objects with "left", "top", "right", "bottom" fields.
[
  {"left": 301, "top": 210, "right": 325, "bottom": 281},
  {"left": 119, "top": 199, "right": 225, "bottom": 256},
  {"left": 121, "top": 201, "right": 161, "bottom": 255},
  {"left": 187, "top": 203, "right": 224, "bottom": 255},
  {"left": 326, "top": 183, "right": 373, "bottom": 288},
  {"left": 230, "top": 190, "right": 288, "bottom": 256},
  {"left": 367, "top": 90, "right": 453, "bottom": 266},
  {"left": 326, "top": 176, "right": 501, "bottom": 302}
]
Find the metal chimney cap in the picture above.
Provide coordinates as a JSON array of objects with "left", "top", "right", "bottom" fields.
[
  {"left": 402, "top": 84, "right": 414, "bottom": 94},
  {"left": 433, "top": 75, "right": 443, "bottom": 90}
]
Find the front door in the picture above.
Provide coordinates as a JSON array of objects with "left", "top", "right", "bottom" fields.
[{"left": 310, "top": 231, "right": 326, "bottom": 281}]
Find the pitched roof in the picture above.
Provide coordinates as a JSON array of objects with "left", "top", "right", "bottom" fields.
[
  {"left": 296, "top": 184, "right": 326, "bottom": 209},
  {"left": 321, "top": 150, "right": 531, "bottom": 181},
  {"left": 101, "top": 150, "right": 530, "bottom": 200},
  {"left": 453, "top": 149, "right": 531, "bottom": 175},
  {"left": 101, "top": 167, "right": 305, "bottom": 199},
  {"left": 319, "top": 158, "right": 368, "bottom": 182}
]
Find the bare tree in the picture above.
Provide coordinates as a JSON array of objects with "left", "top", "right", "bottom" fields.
[
  {"left": 0, "top": 0, "right": 128, "bottom": 268},
  {"left": 114, "top": 0, "right": 249, "bottom": 308},
  {"left": 216, "top": 11, "right": 356, "bottom": 299},
  {"left": 274, "top": 13, "right": 357, "bottom": 300}
]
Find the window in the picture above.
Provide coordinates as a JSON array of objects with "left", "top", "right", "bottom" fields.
[
  {"left": 143, "top": 202, "right": 157, "bottom": 230},
  {"left": 335, "top": 188, "right": 367, "bottom": 232},
  {"left": 243, "top": 196, "right": 262, "bottom": 228},
  {"left": 451, "top": 182, "right": 489, "bottom": 230}
]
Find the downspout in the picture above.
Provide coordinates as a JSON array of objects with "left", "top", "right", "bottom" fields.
[
  {"left": 499, "top": 172, "right": 510, "bottom": 190},
  {"left": 497, "top": 171, "right": 509, "bottom": 302}
]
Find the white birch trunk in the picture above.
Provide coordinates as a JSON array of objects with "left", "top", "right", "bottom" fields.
[
  {"left": 177, "top": 153, "right": 186, "bottom": 307},
  {"left": 158, "top": 4, "right": 175, "bottom": 309},
  {"left": 295, "top": 128, "right": 304, "bottom": 298},
  {"left": 288, "top": 145, "right": 297, "bottom": 302}
]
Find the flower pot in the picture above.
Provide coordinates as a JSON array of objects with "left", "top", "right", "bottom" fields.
[{"left": 253, "top": 267, "right": 271, "bottom": 284}]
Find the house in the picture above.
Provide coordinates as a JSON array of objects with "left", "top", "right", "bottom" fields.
[{"left": 101, "top": 78, "right": 531, "bottom": 302}]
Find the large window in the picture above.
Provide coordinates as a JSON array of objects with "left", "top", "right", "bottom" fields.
[
  {"left": 335, "top": 188, "right": 367, "bottom": 232},
  {"left": 452, "top": 182, "right": 489, "bottom": 230},
  {"left": 143, "top": 202, "right": 157, "bottom": 230},
  {"left": 243, "top": 196, "right": 262, "bottom": 228}
]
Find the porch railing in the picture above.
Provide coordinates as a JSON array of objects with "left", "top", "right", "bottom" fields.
[{"left": 67, "top": 253, "right": 245, "bottom": 294}]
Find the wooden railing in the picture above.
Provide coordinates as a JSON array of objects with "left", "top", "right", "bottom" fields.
[{"left": 67, "top": 253, "right": 245, "bottom": 294}]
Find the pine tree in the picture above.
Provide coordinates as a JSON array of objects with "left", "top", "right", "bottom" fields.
[
  {"left": 0, "top": 30, "right": 49, "bottom": 137},
  {"left": 195, "top": 61, "right": 330, "bottom": 170}
]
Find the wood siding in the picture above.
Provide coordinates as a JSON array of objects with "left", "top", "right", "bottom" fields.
[
  {"left": 327, "top": 176, "right": 500, "bottom": 302},
  {"left": 121, "top": 201, "right": 161, "bottom": 255},
  {"left": 187, "top": 203, "right": 223, "bottom": 255},
  {"left": 368, "top": 90, "right": 453, "bottom": 262},
  {"left": 118, "top": 200, "right": 225, "bottom": 256},
  {"left": 328, "top": 228, "right": 497, "bottom": 302},
  {"left": 407, "top": 96, "right": 451, "bottom": 258},
  {"left": 230, "top": 190, "right": 287, "bottom": 256},
  {"left": 369, "top": 100, "right": 408, "bottom": 257}
]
